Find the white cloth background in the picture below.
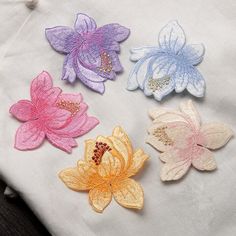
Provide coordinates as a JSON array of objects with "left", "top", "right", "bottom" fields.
[{"left": 0, "top": 0, "right": 236, "bottom": 235}]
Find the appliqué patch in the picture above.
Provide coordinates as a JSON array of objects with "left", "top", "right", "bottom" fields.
[
  {"left": 9, "top": 71, "right": 99, "bottom": 153},
  {"left": 59, "top": 126, "right": 148, "bottom": 213},
  {"left": 146, "top": 100, "right": 233, "bottom": 181},
  {"left": 45, "top": 13, "right": 130, "bottom": 94},
  {"left": 127, "top": 20, "right": 206, "bottom": 101}
]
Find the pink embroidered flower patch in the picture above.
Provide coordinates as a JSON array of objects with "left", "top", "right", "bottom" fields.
[
  {"left": 147, "top": 100, "right": 234, "bottom": 181},
  {"left": 45, "top": 13, "right": 130, "bottom": 94},
  {"left": 9, "top": 71, "right": 99, "bottom": 153}
]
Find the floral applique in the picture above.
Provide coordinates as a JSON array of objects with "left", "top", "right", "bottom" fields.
[
  {"left": 127, "top": 20, "right": 206, "bottom": 101},
  {"left": 146, "top": 100, "right": 233, "bottom": 181},
  {"left": 45, "top": 13, "right": 130, "bottom": 94},
  {"left": 59, "top": 126, "right": 149, "bottom": 213},
  {"left": 9, "top": 71, "right": 99, "bottom": 153}
]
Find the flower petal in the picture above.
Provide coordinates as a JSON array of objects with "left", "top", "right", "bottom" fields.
[
  {"left": 173, "top": 65, "right": 189, "bottom": 93},
  {"left": 200, "top": 123, "right": 234, "bottom": 150},
  {"left": 59, "top": 161, "right": 99, "bottom": 190},
  {"left": 15, "top": 121, "right": 45, "bottom": 150},
  {"left": 31, "top": 71, "right": 61, "bottom": 106},
  {"left": 109, "top": 51, "right": 123, "bottom": 72},
  {"left": 158, "top": 20, "right": 186, "bottom": 54},
  {"left": 31, "top": 71, "right": 52, "bottom": 95},
  {"left": 191, "top": 146, "right": 216, "bottom": 171},
  {"left": 74, "top": 116, "right": 99, "bottom": 136},
  {"left": 84, "top": 139, "right": 97, "bottom": 162},
  {"left": 78, "top": 43, "right": 101, "bottom": 69},
  {"left": 146, "top": 134, "right": 168, "bottom": 153},
  {"left": 130, "top": 46, "right": 158, "bottom": 61},
  {"left": 68, "top": 115, "right": 99, "bottom": 137},
  {"left": 152, "top": 111, "right": 187, "bottom": 124},
  {"left": 180, "top": 44, "right": 205, "bottom": 66},
  {"left": 142, "top": 53, "right": 178, "bottom": 101},
  {"left": 160, "top": 149, "right": 191, "bottom": 181},
  {"left": 75, "top": 62, "right": 106, "bottom": 93},
  {"left": 97, "top": 23, "right": 130, "bottom": 42},
  {"left": 62, "top": 54, "right": 77, "bottom": 83},
  {"left": 77, "top": 57, "right": 106, "bottom": 82},
  {"left": 9, "top": 100, "right": 37, "bottom": 122},
  {"left": 147, "top": 121, "right": 192, "bottom": 151},
  {"left": 46, "top": 132, "right": 77, "bottom": 153},
  {"left": 127, "top": 54, "right": 156, "bottom": 90},
  {"left": 55, "top": 114, "right": 88, "bottom": 136},
  {"left": 144, "top": 76, "right": 175, "bottom": 101},
  {"left": 126, "top": 149, "right": 149, "bottom": 177},
  {"left": 108, "top": 136, "right": 130, "bottom": 169},
  {"left": 43, "top": 107, "right": 71, "bottom": 129},
  {"left": 57, "top": 93, "right": 83, "bottom": 104},
  {"left": 89, "top": 183, "right": 112, "bottom": 213},
  {"left": 179, "top": 100, "right": 201, "bottom": 129},
  {"left": 98, "top": 151, "right": 122, "bottom": 178},
  {"left": 45, "top": 26, "right": 74, "bottom": 53},
  {"left": 112, "top": 126, "right": 133, "bottom": 155},
  {"left": 186, "top": 67, "right": 205, "bottom": 97},
  {"left": 74, "top": 13, "right": 97, "bottom": 34},
  {"left": 112, "top": 178, "right": 144, "bottom": 210},
  {"left": 80, "top": 79, "right": 105, "bottom": 94},
  {"left": 148, "top": 107, "right": 169, "bottom": 120},
  {"left": 159, "top": 151, "right": 173, "bottom": 163}
]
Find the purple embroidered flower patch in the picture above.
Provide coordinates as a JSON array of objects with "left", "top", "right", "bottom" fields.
[{"left": 45, "top": 13, "right": 130, "bottom": 94}]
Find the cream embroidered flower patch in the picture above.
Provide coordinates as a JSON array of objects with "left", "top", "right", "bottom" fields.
[{"left": 147, "top": 100, "right": 233, "bottom": 181}]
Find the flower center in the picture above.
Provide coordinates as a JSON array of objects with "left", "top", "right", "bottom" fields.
[
  {"left": 92, "top": 142, "right": 112, "bottom": 165},
  {"left": 153, "top": 126, "right": 173, "bottom": 146},
  {"left": 148, "top": 76, "right": 171, "bottom": 92},
  {"left": 56, "top": 100, "right": 80, "bottom": 116},
  {"left": 99, "top": 52, "right": 112, "bottom": 73}
]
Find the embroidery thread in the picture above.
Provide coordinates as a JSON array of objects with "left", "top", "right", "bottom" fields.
[
  {"left": 127, "top": 20, "right": 206, "bottom": 101},
  {"left": 46, "top": 13, "right": 130, "bottom": 94},
  {"left": 146, "top": 100, "right": 233, "bottom": 181},
  {"left": 59, "top": 126, "right": 149, "bottom": 213},
  {"left": 9, "top": 71, "right": 99, "bottom": 153}
]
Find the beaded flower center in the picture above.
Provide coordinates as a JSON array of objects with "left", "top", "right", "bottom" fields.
[
  {"left": 148, "top": 76, "right": 171, "bottom": 92},
  {"left": 56, "top": 100, "right": 80, "bottom": 116},
  {"left": 153, "top": 126, "right": 174, "bottom": 146},
  {"left": 99, "top": 52, "right": 112, "bottom": 73},
  {"left": 92, "top": 142, "right": 112, "bottom": 165}
]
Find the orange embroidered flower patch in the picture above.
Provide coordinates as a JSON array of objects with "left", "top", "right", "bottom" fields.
[{"left": 59, "top": 126, "right": 149, "bottom": 213}]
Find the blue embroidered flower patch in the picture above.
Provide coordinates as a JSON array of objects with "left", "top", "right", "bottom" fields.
[{"left": 127, "top": 20, "right": 206, "bottom": 101}]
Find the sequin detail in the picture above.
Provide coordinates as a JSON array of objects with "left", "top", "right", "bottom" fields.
[
  {"left": 148, "top": 76, "right": 171, "bottom": 92},
  {"left": 99, "top": 52, "right": 113, "bottom": 73},
  {"left": 56, "top": 100, "right": 80, "bottom": 116},
  {"left": 153, "top": 126, "right": 173, "bottom": 146}
]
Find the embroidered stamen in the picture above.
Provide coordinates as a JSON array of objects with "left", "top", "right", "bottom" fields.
[
  {"left": 148, "top": 76, "right": 171, "bottom": 92},
  {"left": 99, "top": 52, "right": 113, "bottom": 73},
  {"left": 153, "top": 126, "right": 173, "bottom": 146},
  {"left": 56, "top": 100, "right": 80, "bottom": 116},
  {"left": 92, "top": 142, "right": 112, "bottom": 165}
]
